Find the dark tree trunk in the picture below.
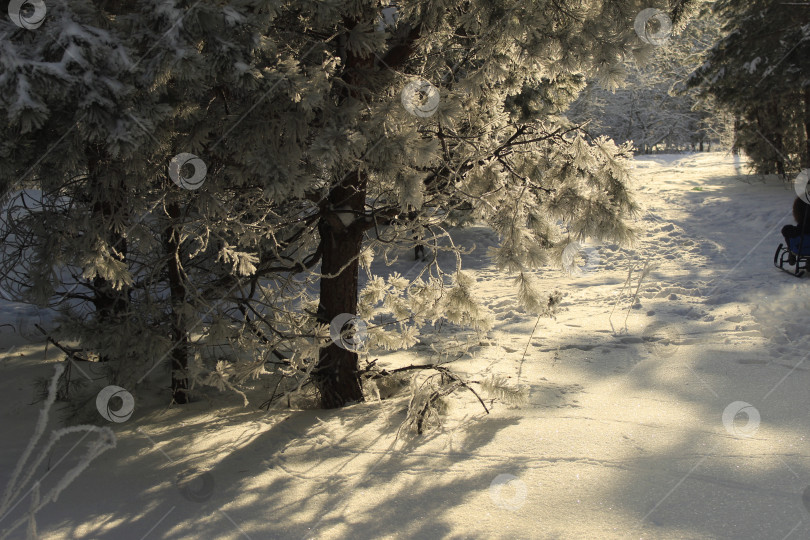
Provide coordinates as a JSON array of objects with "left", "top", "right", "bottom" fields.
[
  {"left": 165, "top": 199, "right": 189, "bottom": 404},
  {"left": 308, "top": 17, "right": 421, "bottom": 408},
  {"left": 802, "top": 88, "right": 810, "bottom": 169},
  {"left": 91, "top": 275, "right": 128, "bottom": 323},
  {"left": 766, "top": 102, "right": 786, "bottom": 175},
  {"left": 314, "top": 171, "right": 367, "bottom": 408},
  {"left": 87, "top": 148, "right": 129, "bottom": 361},
  {"left": 732, "top": 117, "right": 741, "bottom": 156},
  {"left": 755, "top": 105, "right": 786, "bottom": 175}
]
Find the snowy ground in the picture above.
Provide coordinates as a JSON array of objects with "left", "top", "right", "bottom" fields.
[{"left": 2, "top": 152, "right": 810, "bottom": 539}]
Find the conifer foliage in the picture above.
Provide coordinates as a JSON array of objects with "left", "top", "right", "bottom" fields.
[
  {"left": 689, "top": 0, "right": 810, "bottom": 174},
  {"left": 0, "top": 1, "right": 687, "bottom": 412}
]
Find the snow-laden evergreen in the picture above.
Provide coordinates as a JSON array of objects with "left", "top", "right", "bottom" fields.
[
  {"left": 0, "top": 1, "right": 694, "bottom": 415},
  {"left": 688, "top": 0, "right": 810, "bottom": 174}
]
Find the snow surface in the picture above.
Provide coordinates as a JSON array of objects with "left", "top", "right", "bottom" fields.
[{"left": 2, "top": 152, "right": 810, "bottom": 539}]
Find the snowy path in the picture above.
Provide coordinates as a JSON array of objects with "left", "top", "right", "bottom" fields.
[{"left": 1, "top": 153, "right": 810, "bottom": 539}]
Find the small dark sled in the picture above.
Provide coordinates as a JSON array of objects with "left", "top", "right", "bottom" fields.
[{"left": 774, "top": 236, "right": 810, "bottom": 277}]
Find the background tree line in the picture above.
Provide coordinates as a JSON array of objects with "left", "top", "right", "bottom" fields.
[
  {"left": 568, "top": 1, "right": 733, "bottom": 155},
  {"left": 689, "top": 0, "right": 810, "bottom": 175}
]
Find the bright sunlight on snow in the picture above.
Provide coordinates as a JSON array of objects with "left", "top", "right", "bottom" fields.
[{"left": 2, "top": 153, "right": 809, "bottom": 539}]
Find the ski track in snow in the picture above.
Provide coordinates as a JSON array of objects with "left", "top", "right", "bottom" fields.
[{"left": 1, "top": 153, "right": 810, "bottom": 539}]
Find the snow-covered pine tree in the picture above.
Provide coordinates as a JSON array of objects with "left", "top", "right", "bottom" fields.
[
  {"left": 1, "top": 0, "right": 698, "bottom": 414},
  {"left": 688, "top": 0, "right": 810, "bottom": 173},
  {"left": 0, "top": 0, "right": 287, "bottom": 404},
  {"left": 272, "top": 0, "right": 673, "bottom": 407},
  {"left": 0, "top": 0, "right": 160, "bottom": 401},
  {"left": 237, "top": 0, "right": 697, "bottom": 407}
]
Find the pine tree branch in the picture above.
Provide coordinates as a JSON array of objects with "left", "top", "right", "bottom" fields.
[
  {"left": 364, "top": 363, "right": 490, "bottom": 416},
  {"left": 416, "top": 381, "right": 461, "bottom": 435},
  {"left": 32, "top": 324, "right": 92, "bottom": 365}
]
